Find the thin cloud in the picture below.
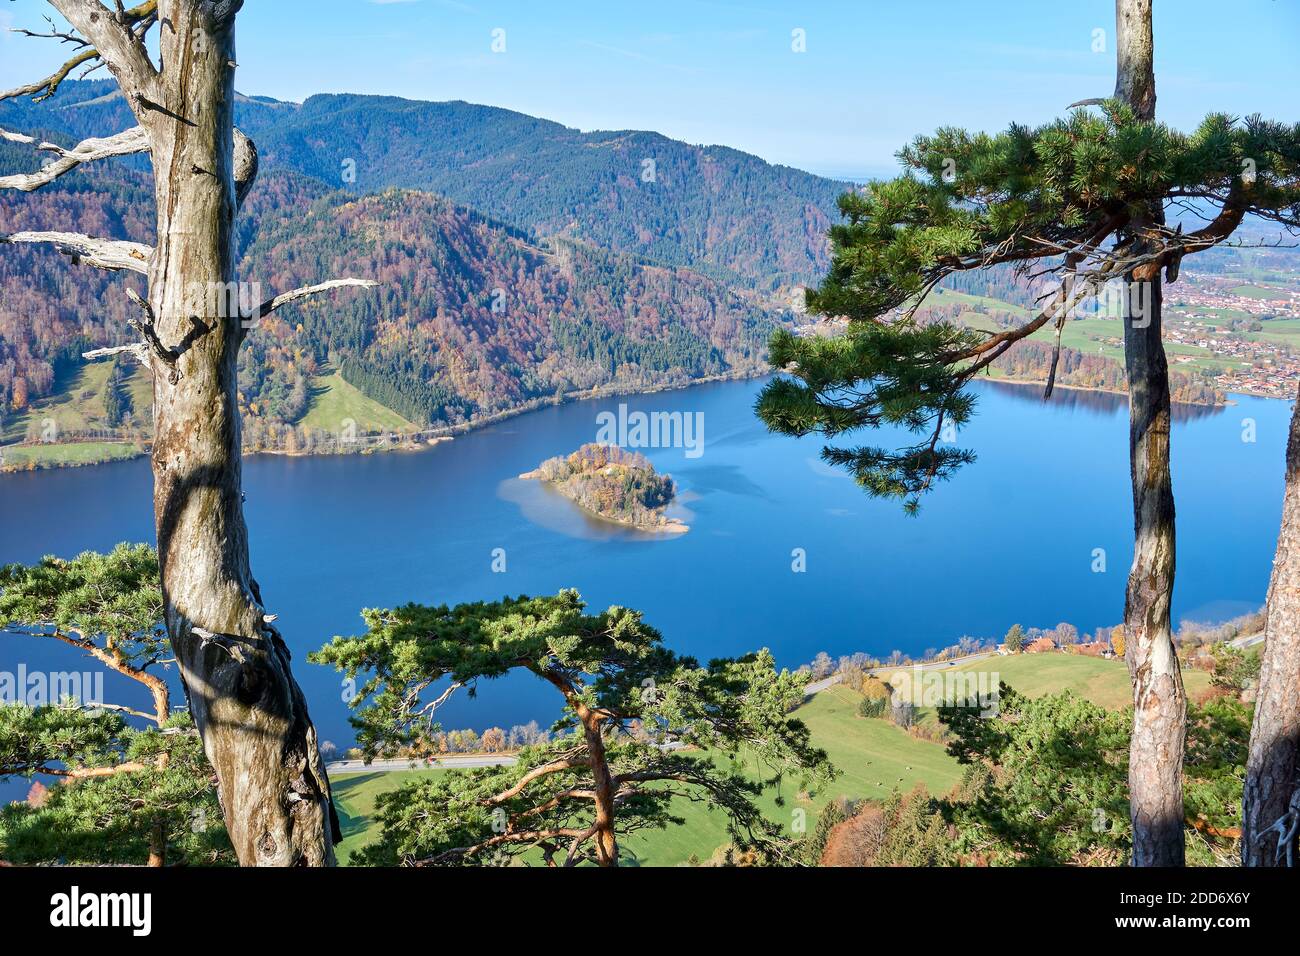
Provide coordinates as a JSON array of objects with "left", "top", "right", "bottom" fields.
[{"left": 577, "top": 40, "right": 704, "bottom": 76}]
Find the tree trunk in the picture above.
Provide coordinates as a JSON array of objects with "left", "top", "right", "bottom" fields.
[
  {"left": 1114, "top": 0, "right": 1186, "bottom": 867},
  {"left": 146, "top": 2, "right": 336, "bottom": 866},
  {"left": 148, "top": 819, "right": 166, "bottom": 868},
  {"left": 1242, "top": 383, "right": 1300, "bottom": 865},
  {"left": 579, "top": 711, "right": 619, "bottom": 866},
  {"left": 1114, "top": 0, "right": 1156, "bottom": 119},
  {"left": 1122, "top": 270, "right": 1186, "bottom": 866}
]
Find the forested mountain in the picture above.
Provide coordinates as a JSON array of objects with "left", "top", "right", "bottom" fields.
[
  {"left": 234, "top": 185, "right": 777, "bottom": 442},
  {"left": 1, "top": 82, "right": 847, "bottom": 292},
  {"left": 252, "top": 94, "right": 847, "bottom": 291},
  {"left": 0, "top": 80, "right": 1228, "bottom": 460},
  {"left": 0, "top": 115, "right": 776, "bottom": 447},
  {"left": 0, "top": 81, "right": 829, "bottom": 453}
]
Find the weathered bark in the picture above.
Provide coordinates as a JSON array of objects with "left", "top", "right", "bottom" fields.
[
  {"left": 577, "top": 706, "right": 619, "bottom": 867},
  {"left": 1114, "top": 0, "right": 1156, "bottom": 120},
  {"left": 1114, "top": 0, "right": 1186, "bottom": 867},
  {"left": 1242, "top": 383, "right": 1300, "bottom": 865},
  {"left": 143, "top": 2, "right": 335, "bottom": 866},
  {"left": 1122, "top": 269, "right": 1186, "bottom": 866},
  {"left": 2, "top": 2, "right": 342, "bottom": 866}
]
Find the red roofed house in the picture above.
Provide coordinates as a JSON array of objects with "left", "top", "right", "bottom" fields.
[{"left": 1074, "top": 641, "right": 1111, "bottom": 658}]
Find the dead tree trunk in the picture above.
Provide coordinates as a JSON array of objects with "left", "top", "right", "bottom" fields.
[
  {"left": 0, "top": 0, "right": 376, "bottom": 865},
  {"left": 1242, "top": 383, "right": 1300, "bottom": 865},
  {"left": 144, "top": 1, "right": 337, "bottom": 867},
  {"left": 1114, "top": 0, "right": 1187, "bottom": 867}
]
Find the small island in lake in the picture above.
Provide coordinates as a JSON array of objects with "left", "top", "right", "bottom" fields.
[{"left": 520, "top": 443, "right": 688, "bottom": 534}]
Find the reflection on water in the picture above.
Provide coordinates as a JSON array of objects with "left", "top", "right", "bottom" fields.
[
  {"left": 984, "top": 378, "right": 1228, "bottom": 423},
  {"left": 497, "top": 477, "right": 692, "bottom": 542},
  {"left": 668, "top": 463, "right": 773, "bottom": 500}
]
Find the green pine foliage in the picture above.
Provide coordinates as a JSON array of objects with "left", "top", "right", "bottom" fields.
[
  {"left": 0, "top": 709, "right": 234, "bottom": 866},
  {"left": 0, "top": 543, "right": 165, "bottom": 658},
  {"left": 0, "top": 545, "right": 232, "bottom": 866},
  {"left": 312, "top": 591, "right": 835, "bottom": 865},
  {"left": 758, "top": 102, "right": 1300, "bottom": 510},
  {"left": 882, "top": 684, "right": 1254, "bottom": 866}
]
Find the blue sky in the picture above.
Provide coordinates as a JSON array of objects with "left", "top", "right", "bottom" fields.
[{"left": 2, "top": 0, "right": 1296, "bottom": 179}]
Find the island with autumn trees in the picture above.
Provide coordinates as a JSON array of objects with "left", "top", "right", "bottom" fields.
[{"left": 521, "top": 443, "right": 688, "bottom": 533}]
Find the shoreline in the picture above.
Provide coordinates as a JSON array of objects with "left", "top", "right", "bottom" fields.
[
  {"left": 0, "top": 369, "right": 762, "bottom": 474},
  {"left": 518, "top": 471, "right": 690, "bottom": 535},
  {"left": 0, "top": 366, "right": 1275, "bottom": 475},
  {"left": 982, "top": 372, "right": 1233, "bottom": 408}
]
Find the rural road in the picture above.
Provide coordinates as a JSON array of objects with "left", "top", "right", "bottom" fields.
[
  {"left": 803, "top": 649, "right": 998, "bottom": 696},
  {"left": 328, "top": 754, "right": 517, "bottom": 773}
]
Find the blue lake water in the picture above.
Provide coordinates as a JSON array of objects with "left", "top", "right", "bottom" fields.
[{"left": 0, "top": 377, "right": 1291, "bottom": 766}]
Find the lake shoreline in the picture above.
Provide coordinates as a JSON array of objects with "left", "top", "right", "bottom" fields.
[
  {"left": 0, "top": 364, "right": 1260, "bottom": 475},
  {"left": 0, "top": 369, "right": 763, "bottom": 475}
]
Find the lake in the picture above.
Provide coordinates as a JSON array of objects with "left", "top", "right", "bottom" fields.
[{"left": 0, "top": 377, "right": 1290, "bottom": 760}]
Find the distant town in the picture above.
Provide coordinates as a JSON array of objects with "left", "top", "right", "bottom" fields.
[{"left": 793, "top": 261, "right": 1300, "bottom": 400}]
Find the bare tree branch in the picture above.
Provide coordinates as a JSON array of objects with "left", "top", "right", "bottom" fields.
[
  {"left": 83, "top": 342, "right": 150, "bottom": 364},
  {"left": 256, "top": 279, "right": 379, "bottom": 321},
  {"left": 45, "top": 0, "right": 160, "bottom": 108},
  {"left": 0, "top": 48, "right": 98, "bottom": 103},
  {"left": 0, "top": 230, "right": 151, "bottom": 273},
  {"left": 1, "top": 2, "right": 158, "bottom": 104},
  {"left": 234, "top": 128, "right": 258, "bottom": 209},
  {"left": 0, "top": 125, "right": 149, "bottom": 192}
]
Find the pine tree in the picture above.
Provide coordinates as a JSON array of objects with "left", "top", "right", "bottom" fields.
[
  {"left": 757, "top": 0, "right": 1299, "bottom": 866},
  {"left": 311, "top": 591, "right": 834, "bottom": 866},
  {"left": 0, "top": 545, "right": 231, "bottom": 865},
  {"left": 1003, "top": 624, "right": 1026, "bottom": 655}
]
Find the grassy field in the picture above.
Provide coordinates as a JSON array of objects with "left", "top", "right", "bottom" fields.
[
  {"left": 0, "top": 440, "right": 143, "bottom": 470},
  {"left": 1, "top": 363, "right": 418, "bottom": 470},
  {"left": 1231, "top": 283, "right": 1292, "bottom": 300},
  {"left": 928, "top": 287, "right": 1033, "bottom": 318},
  {"left": 297, "top": 370, "right": 415, "bottom": 434},
  {"left": 947, "top": 652, "right": 1212, "bottom": 710},
  {"left": 930, "top": 288, "right": 1231, "bottom": 376},
  {"left": 331, "top": 686, "right": 963, "bottom": 867},
  {"left": 0, "top": 360, "right": 153, "bottom": 470},
  {"left": 332, "top": 768, "right": 448, "bottom": 865},
  {"left": 4, "top": 363, "right": 103, "bottom": 445}
]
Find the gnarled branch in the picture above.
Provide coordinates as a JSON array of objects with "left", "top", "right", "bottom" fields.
[
  {"left": 83, "top": 342, "right": 150, "bottom": 365},
  {"left": 46, "top": 0, "right": 160, "bottom": 108},
  {"left": 0, "top": 229, "right": 151, "bottom": 273},
  {"left": 0, "top": 125, "right": 149, "bottom": 192},
  {"left": 234, "top": 128, "right": 258, "bottom": 208}
]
